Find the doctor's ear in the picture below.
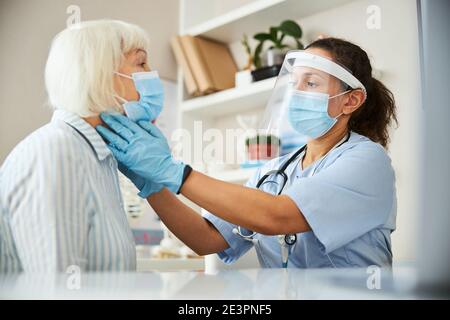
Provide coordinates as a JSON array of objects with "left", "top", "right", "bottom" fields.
[{"left": 342, "top": 89, "right": 366, "bottom": 115}]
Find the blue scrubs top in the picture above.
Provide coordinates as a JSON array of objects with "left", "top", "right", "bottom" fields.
[{"left": 203, "top": 132, "right": 397, "bottom": 268}]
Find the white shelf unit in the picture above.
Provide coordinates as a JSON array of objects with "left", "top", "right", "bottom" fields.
[
  {"left": 181, "top": 0, "right": 354, "bottom": 43},
  {"left": 177, "top": 0, "right": 356, "bottom": 183},
  {"left": 181, "top": 76, "right": 276, "bottom": 118}
]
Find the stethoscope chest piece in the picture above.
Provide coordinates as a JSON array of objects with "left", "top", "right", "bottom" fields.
[{"left": 284, "top": 234, "right": 297, "bottom": 246}]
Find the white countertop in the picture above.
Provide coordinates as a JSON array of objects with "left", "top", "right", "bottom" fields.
[{"left": 0, "top": 264, "right": 436, "bottom": 300}]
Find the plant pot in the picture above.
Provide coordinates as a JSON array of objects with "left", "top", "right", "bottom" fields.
[
  {"left": 262, "top": 48, "right": 286, "bottom": 67},
  {"left": 251, "top": 64, "right": 281, "bottom": 82},
  {"left": 247, "top": 143, "right": 280, "bottom": 161},
  {"left": 245, "top": 135, "right": 281, "bottom": 161}
]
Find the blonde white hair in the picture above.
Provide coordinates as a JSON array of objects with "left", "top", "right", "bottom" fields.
[{"left": 45, "top": 20, "right": 150, "bottom": 117}]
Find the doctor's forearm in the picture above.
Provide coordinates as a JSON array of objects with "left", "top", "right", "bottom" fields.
[
  {"left": 147, "top": 188, "right": 229, "bottom": 256},
  {"left": 180, "top": 171, "right": 310, "bottom": 235}
]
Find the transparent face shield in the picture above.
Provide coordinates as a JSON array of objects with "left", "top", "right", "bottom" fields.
[{"left": 259, "top": 51, "right": 366, "bottom": 154}]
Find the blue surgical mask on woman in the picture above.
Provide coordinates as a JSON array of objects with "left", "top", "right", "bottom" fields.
[
  {"left": 287, "top": 89, "right": 350, "bottom": 139},
  {"left": 115, "top": 71, "right": 164, "bottom": 122}
]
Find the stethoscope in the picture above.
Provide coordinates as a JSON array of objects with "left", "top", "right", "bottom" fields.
[{"left": 233, "top": 132, "right": 351, "bottom": 268}]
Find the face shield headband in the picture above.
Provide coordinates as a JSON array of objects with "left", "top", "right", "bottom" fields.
[
  {"left": 258, "top": 51, "right": 367, "bottom": 151},
  {"left": 285, "top": 51, "right": 367, "bottom": 98}
]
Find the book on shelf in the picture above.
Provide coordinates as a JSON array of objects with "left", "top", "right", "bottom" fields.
[
  {"left": 171, "top": 35, "right": 237, "bottom": 97},
  {"left": 194, "top": 36, "right": 237, "bottom": 91},
  {"left": 170, "top": 36, "right": 200, "bottom": 96}
]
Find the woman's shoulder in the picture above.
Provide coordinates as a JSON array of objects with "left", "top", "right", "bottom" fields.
[
  {"left": 1, "top": 121, "right": 82, "bottom": 172},
  {"left": 336, "top": 132, "right": 394, "bottom": 176},
  {"left": 346, "top": 132, "right": 390, "bottom": 159}
]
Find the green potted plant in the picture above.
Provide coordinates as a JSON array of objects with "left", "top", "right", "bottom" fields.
[
  {"left": 250, "top": 20, "right": 304, "bottom": 81},
  {"left": 241, "top": 34, "right": 254, "bottom": 71}
]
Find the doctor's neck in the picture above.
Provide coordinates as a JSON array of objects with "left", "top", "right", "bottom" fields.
[{"left": 303, "top": 123, "right": 349, "bottom": 169}]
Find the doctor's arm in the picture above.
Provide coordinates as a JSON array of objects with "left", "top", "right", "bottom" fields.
[
  {"left": 145, "top": 171, "right": 310, "bottom": 255},
  {"left": 146, "top": 187, "right": 229, "bottom": 256},
  {"left": 171, "top": 170, "right": 311, "bottom": 235},
  {"left": 96, "top": 113, "right": 311, "bottom": 238}
]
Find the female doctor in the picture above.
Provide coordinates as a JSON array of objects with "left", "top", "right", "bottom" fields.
[{"left": 97, "top": 38, "right": 398, "bottom": 268}]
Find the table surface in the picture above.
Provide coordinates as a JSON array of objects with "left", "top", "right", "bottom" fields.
[{"left": 0, "top": 264, "right": 435, "bottom": 300}]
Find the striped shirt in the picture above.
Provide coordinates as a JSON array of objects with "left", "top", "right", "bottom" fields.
[{"left": 0, "top": 110, "right": 136, "bottom": 272}]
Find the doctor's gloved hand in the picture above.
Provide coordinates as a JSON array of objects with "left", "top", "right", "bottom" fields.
[
  {"left": 117, "top": 162, "right": 164, "bottom": 198},
  {"left": 96, "top": 113, "right": 186, "bottom": 194}
]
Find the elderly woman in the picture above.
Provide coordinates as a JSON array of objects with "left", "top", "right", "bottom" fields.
[{"left": 0, "top": 20, "right": 163, "bottom": 272}]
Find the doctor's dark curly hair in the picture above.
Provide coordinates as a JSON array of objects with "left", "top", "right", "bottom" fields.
[{"left": 306, "top": 38, "right": 398, "bottom": 148}]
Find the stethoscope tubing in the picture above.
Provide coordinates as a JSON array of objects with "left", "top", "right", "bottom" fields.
[{"left": 235, "top": 132, "right": 351, "bottom": 267}]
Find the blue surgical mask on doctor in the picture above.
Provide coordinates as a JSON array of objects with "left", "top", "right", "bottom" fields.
[
  {"left": 287, "top": 89, "right": 350, "bottom": 139},
  {"left": 115, "top": 71, "right": 164, "bottom": 122}
]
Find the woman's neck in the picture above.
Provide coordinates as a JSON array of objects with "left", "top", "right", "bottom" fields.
[
  {"left": 82, "top": 116, "right": 103, "bottom": 128},
  {"left": 302, "top": 125, "right": 349, "bottom": 169}
]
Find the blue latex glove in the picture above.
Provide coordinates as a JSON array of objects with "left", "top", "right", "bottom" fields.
[
  {"left": 117, "top": 162, "right": 164, "bottom": 198},
  {"left": 96, "top": 113, "right": 186, "bottom": 194}
]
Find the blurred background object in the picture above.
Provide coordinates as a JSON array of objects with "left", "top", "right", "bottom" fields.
[{"left": 416, "top": 0, "right": 450, "bottom": 295}]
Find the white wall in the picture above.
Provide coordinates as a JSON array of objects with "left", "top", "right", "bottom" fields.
[
  {"left": 214, "top": 0, "right": 421, "bottom": 262},
  {"left": 0, "top": 0, "right": 179, "bottom": 163}
]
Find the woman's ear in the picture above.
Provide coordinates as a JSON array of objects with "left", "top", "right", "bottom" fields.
[{"left": 342, "top": 89, "right": 366, "bottom": 114}]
